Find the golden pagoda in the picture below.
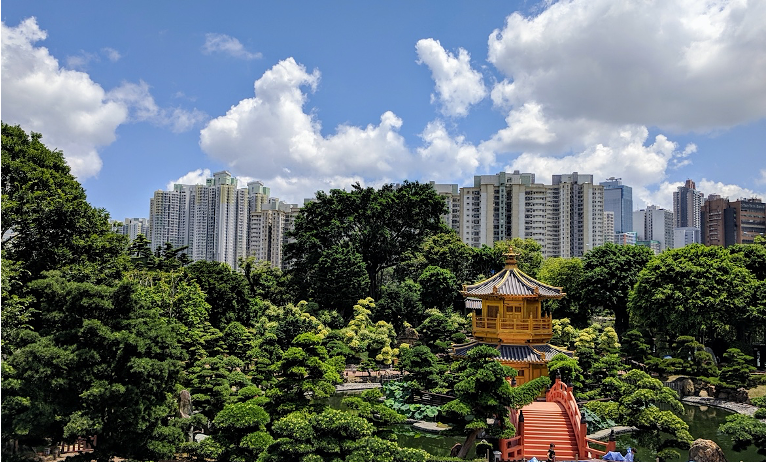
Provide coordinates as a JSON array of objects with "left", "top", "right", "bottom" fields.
[{"left": 454, "top": 252, "right": 569, "bottom": 385}]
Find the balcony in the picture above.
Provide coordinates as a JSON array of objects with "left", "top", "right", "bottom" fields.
[{"left": 473, "top": 316, "right": 553, "bottom": 343}]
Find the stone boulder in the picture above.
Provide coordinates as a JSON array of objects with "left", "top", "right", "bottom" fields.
[
  {"left": 681, "top": 378, "right": 695, "bottom": 396},
  {"left": 179, "top": 389, "right": 192, "bottom": 418},
  {"left": 689, "top": 438, "right": 727, "bottom": 462},
  {"left": 728, "top": 388, "right": 750, "bottom": 403}
]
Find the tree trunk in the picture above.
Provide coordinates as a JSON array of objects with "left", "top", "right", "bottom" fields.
[{"left": 457, "top": 428, "right": 482, "bottom": 459}]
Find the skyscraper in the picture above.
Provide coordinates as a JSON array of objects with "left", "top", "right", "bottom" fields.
[
  {"left": 673, "top": 179, "right": 703, "bottom": 228},
  {"left": 599, "top": 177, "right": 633, "bottom": 234},
  {"left": 701, "top": 195, "right": 766, "bottom": 246},
  {"left": 634, "top": 205, "right": 674, "bottom": 251}
]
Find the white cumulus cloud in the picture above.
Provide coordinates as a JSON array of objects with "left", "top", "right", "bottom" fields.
[
  {"left": 2, "top": 17, "right": 127, "bottom": 178},
  {"left": 108, "top": 81, "right": 208, "bottom": 133},
  {"left": 416, "top": 38, "right": 487, "bottom": 117},
  {"left": 202, "top": 33, "right": 262, "bottom": 60},
  {"left": 166, "top": 169, "right": 213, "bottom": 190},
  {"left": 200, "top": 57, "right": 412, "bottom": 183},
  {"left": 417, "top": 120, "right": 494, "bottom": 182},
  {"left": 2, "top": 17, "right": 207, "bottom": 178},
  {"left": 487, "top": 0, "right": 766, "bottom": 131}
]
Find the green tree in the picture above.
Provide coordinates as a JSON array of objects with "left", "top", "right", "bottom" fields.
[
  {"left": 206, "top": 396, "right": 273, "bottom": 462},
  {"left": 311, "top": 243, "right": 371, "bottom": 318},
  {"left": 396, "top": 345, "right": 447, "bottom": 391},
  {"left": 719, "top": 348, "right": 755, "bottom": 388},
  {"left": 494, "top": 237, "right": 544, "bottom": 277},
  {"left": 537, "top": 257, "right": 586, "bottom": 325},
  {"left": 185, "top": 260, "right": 254, "bottom": 329},
  {"left": 286, "top": 181, "right": 448, "bottom": 301},
  {"left": 620, "top": 329, "right": 652, "bottom": 364},
  {"left": 547, "top": 353, "right": 584, "bottom": 389},
  {"left": 241, "top": 257, "right": 292, "bottom": 307},
  {"left": 376, "top": 279, "right": 424, "bottom": 333},
  {"left": 417, "top": 265, "right": 458, "bottom": 311},
  {"left": 1, "top": 123, "right": 126, "bottom": 281},
  {"left": 258, "top": 408, "right": 429, "bottom": 462},
  {"left": 629, "top": 245, "right": 757, "bottom": 348},
  {"left": 2, "top": 276, "right": 185, "bottom": 461},
  {"left": 581, "top": 242, "right": 654, "bottom": 334},
  {"left": 416, "top": 309, "right": 466, "bottom": 353},
  {"left": 441, "top": 345, "right": 551, "bottom": 458},
  {"left": 586, "top": 369, "right": 693, "bottom": 445},
  {"left": 267, "top": 332, "right": 343, "bottom": 417}
]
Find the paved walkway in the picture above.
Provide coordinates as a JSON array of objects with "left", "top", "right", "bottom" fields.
[
  {"left": 681, "top": 396, "right": 762, "bottom": 418},
  {"left": 336, "top": 382, "right": 382, "bottom": 392},
  {"left": 587, "top": 426, "right": 639, "bottom": 440}
]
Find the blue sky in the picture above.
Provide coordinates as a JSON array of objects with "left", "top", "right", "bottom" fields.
[{"left": 3, "top": 1, "right": 765, "bottom": 220}]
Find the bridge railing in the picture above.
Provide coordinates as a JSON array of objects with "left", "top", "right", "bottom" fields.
[
  {"left": 545, "top": 376, "right": 615, "bottom": 460},
  {"left": 500, "top": 408, "right": 523, "bottom": 461}
]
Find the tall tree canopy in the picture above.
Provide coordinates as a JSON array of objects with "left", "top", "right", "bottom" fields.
[
  {"left": 286, "top": 181, "right": 448, "bottom": 305},
  {"left": 629, "top": 244, "right": 761, "bottom": 350},
  {"left": 1, "top": 123, "right": 124, "bottom": 280},
  {"left": 580, "top": 243, "right": 654, "bottom": 335}
]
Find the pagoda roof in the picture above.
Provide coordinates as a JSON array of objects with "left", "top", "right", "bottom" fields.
[
  {"left": 453, "top": 341, "right": 572, "bottom": 363},
  {"left": 461, "top": 253, "right": 565, "bottom": 299}
]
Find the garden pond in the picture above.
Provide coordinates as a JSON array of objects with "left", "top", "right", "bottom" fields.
[{"left": 329, "top": 394, "right": 764, "bottom": 460}]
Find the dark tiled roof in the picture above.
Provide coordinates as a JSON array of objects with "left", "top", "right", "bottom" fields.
[
  {"left": 452, "top": 342, "right": 569, "bottom": 363},
  {"left": 463, "top": 267, "right": 564, "bottom": 298}
]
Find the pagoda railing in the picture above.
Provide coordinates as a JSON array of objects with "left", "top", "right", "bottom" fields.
[
  {"left": 473, "top": 316, "right": 551, "bottom": 333},
  {"left": 545, "top": 377, "right": 615, "bottom": 460}
]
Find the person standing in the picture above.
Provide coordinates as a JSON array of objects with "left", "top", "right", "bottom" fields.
[
  {"left": 547, "top": 443, "right": 556, "bottom": 462},
  {"left": 625, "top": 447, "right": 634, "bottom": 462}
]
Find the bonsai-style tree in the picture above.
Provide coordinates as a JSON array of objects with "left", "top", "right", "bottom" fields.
[{"left": 441, "top": 345, "right": 550, "bottom": 458}]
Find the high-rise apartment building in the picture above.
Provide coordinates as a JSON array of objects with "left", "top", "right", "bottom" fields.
[
  {"left": 600, "top": 177, "right": 633, "bottom": 234},
  {"left": 430, "top": 182, "right": 461, "bottom": 233},
  {"left": 634, "top": 205, "right": 674, "bottom": 251},
  {"left": 702, "top": 195, "right": 766, "bottom": 246},
  {"left": 673, "top": 179, "right": 703, "bottom": 228},
  {"left": 674, "top": 227, "right": 701, "bottom": 249},
  {"left": 114, "top": 217, "right": 149, "bottom": 241},
  {"left": 148, "top": 171, "right": 296, "bottom": 270},
  {"left": 248, "top": 197, "right": 302, "bottom": 270},
  {"left": 452, "top": 171, "right": 603, "bottom": 257}
]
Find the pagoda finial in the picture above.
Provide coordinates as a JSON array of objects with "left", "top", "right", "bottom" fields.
[{"left": 504, "top": 250, "right": 519, "bottom": 269}]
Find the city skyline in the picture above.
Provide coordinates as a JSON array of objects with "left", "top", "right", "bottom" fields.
[{"left": 2, "top": 1, "right": 765, "bottom": 221}]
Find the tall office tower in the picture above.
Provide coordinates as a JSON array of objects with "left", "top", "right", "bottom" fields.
[
  {"left": 430, "top": 182, "right": 461, "bottom": 233},
  {"left": 604, "top": 211, "right": 615, "bottom": 244},
  {"left": 702, "top": 195, "right": 765, "bottom": 246},
  {"left": 634, "top": 205, "right": 674, "bottom": 251},
  {"left": 115, "top": 217, "right": 149, "bottom": 241},
  {"left": 701, "top": 194, "right": 727, "bottom": 246},
  {"left": 728, "top": 198, "right": 766, "bottom": 245},
  {"left": 673, "top": 179, "right": 703, "bottom": 228},
  {"left": 600, "top": 177, "right": 633, "bottom": 235}
]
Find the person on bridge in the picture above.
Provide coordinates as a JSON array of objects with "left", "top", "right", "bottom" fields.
[{"left": 547, "top": 443, "right": 556, "bottom": 462}]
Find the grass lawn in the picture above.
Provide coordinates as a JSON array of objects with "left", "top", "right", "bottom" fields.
[{"left": 748, "top": 384, "right": 766, "bottom": 399}]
